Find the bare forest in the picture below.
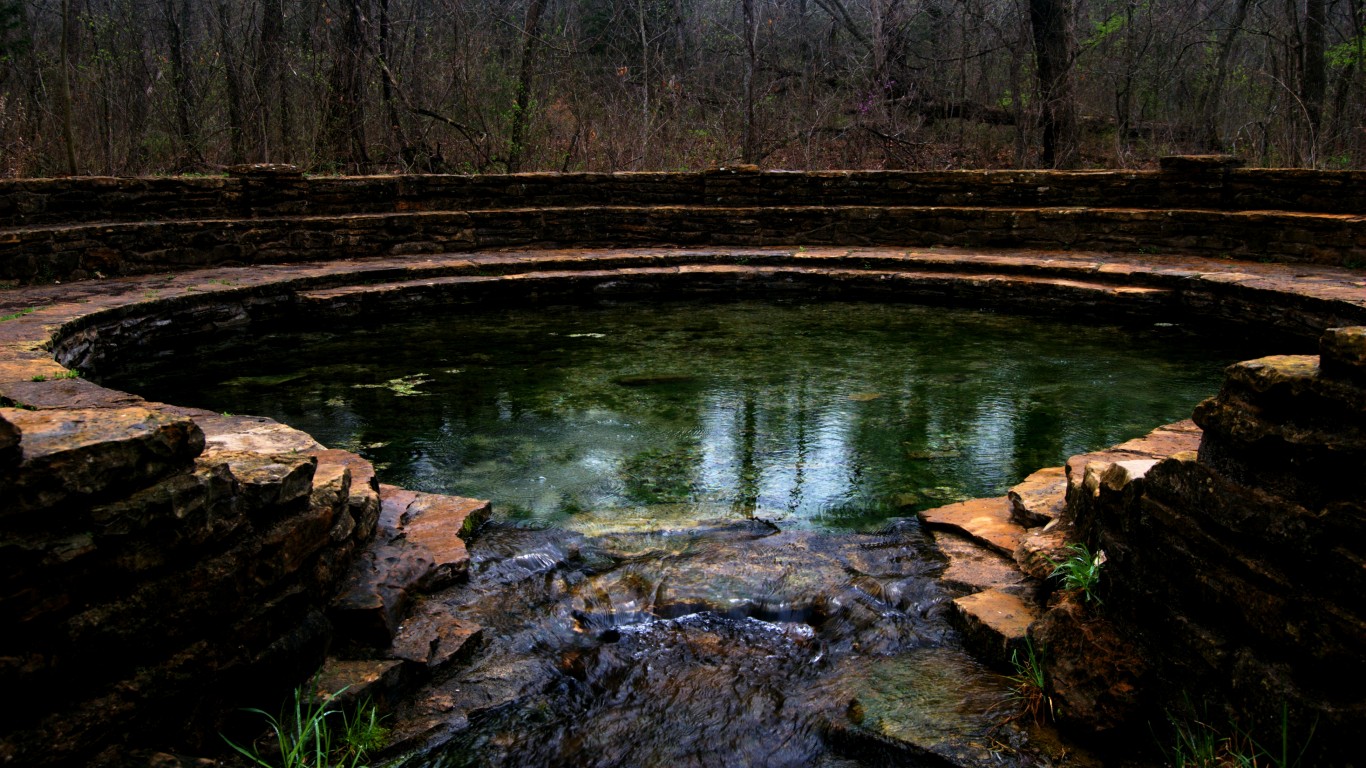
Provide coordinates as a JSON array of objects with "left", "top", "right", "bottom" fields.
[{"left": 0, "top": 0, "right": 1363, "bottom": 176}]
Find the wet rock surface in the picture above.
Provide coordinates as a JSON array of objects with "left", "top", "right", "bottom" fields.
[{"left": 375, "top": 516, "right": 1066, "bottom": 768}]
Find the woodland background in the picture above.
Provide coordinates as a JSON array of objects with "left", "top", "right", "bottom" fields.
[{"left": 0, "top": 0, "right": 1362, "bottom": 177}]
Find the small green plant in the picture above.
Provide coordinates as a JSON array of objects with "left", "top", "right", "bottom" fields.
[
  {"left": 1047, "top": 543, "right": 1106, "bottom": 604},
  {"left": 222, "top": 685, "right": 388, "bottom": 768},
  {"left": 30, "top": 374, "right": 46, "bottom": 382},
  {"left": 55, "top": 370, "right": 80, "bottom": 379},
  {"left": 0, "top": 307, "right": 36, "bottom": 322},
  {"left": 1162, "top": 699, "right": 1316, "bottom": 768},
  {"left": 1007, "top": 638, "right": 1053, "bottom": 725},
  {"left": 338, "top": 698, "right": 391, "bottom": 764}
]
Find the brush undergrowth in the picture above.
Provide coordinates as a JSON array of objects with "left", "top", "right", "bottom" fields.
[
  {"left": 1007, "top": 637, "right": 1054, "bottom": 725},
  {"left": 222, "top": 685, "right": 389, "bottom": 768},
  {"left": 1163, "top": 700, "right": 1316, "bottom": 768}
]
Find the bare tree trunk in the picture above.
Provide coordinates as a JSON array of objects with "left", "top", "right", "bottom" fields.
[
  {"left": 1029, "top": 0, "right": 1078, "bottom": 167},
  {"left": 1302, "top": 0, "right": 1326, "bottom": 160},
  {"left": 217, "top": 0, "right": 245, "bottom": 164},
  {"left": 58, "top": 0, "right": 77, "bottom": 175},
  {"left": 163, "top": 0, "right": 198, "bottom": 166},
  {"left": 1199, "top": 0, "right": 1251, "bottom": 151},
  {"left": 325, "top": 0, "right": 370, "bottom": 170},
  {"left": 378, "top": 0, "right": 411, "bottom": 168},
  {"left": 257, "top": 0, "right": 284, "bottom": 162},
  {"left": 638, "top": 0, "right": 651, "bottom": 166},
  {"left": 741, "top": 0, "right": 759, "bottom": 163},
  {"left": 507, "top": 0, "right": 547, "bottom": 173}
]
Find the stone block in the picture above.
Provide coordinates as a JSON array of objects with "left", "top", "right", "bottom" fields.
[
  {"left": 917, "top": 497, "right": 1023, "bottom": 557},
  {"left": 197, "top": 414, "right": 325, "bottom": 455},
  {"left": 205, "top": 450, "right": 316, "bottom": 518},
  {"left": 0, "top": 407, "right": 203, "bottom": 520},
  {"left": 87, "top": 461, "right": 244, "bottom": 572},
  {"left": 311, "top": 658, "right": 405, "bottom": 710},
  {"left": 1320, "top": 326, "right": 1366, "bottom": 383},
  {"left": 331, "top": 487, "right": 489, "bottom": 648},
  {"left": 0, "top": 411, "right": 18, "bottom": 469},
  {"left": 312, "top": 448, "right": 381, "bottom": 540},
  {"left": 1007, "top": 466, "right": 1066, "bottom": 527},
  {"left": 390, "top": 602, "right": 482, "bottom": 670},
  {"left": 931, "top": 530, "right": 1031, "bottom": 596},
  {"left": 948, "top": 588, "right": 1039, "bottom": 669}
]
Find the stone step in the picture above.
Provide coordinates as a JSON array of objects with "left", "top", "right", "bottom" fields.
[
  {"left": 1007, "top": 466, "right": 1067, "bottom": 527},
  {"left": 1064, "top": 420, "right": 1201, "bottom": 520},
  {"left": 931, "top": 530, "right": 1032, "bottom": 597},
  {"left": 389, "top": 602, "right": 483, "bottom": 670},
  {"left": 917, "top": 496, "right": 1024, "bottom": 558},
  {"left": 311, "top": 658, "right": 406, "bottom": 709},
  {"left": 296, "top": 264, "right": 1172, "bottom": 319},
  {"left": 949, "top": 588, "right": 1041, "bottom": 669},
  {"left": 0, "top": 406, "right": 203, "bottom": 519},
  {"left": 331, "top": 486, "right": 491, "bottom": 648}
]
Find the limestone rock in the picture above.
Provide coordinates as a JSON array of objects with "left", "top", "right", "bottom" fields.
[
  {"left": 382, "top": 485, "right": 491, "bottom": 589},
  {"left": 331, "top": 486, "right": 490, "bottom": 647},
  {"left": 390, "top": 602, "right": 482, "bottom": 669},
  {"left": 1007, "top": 466, "right": 1067, "bottom": 527},
  {"left": 197, "top": 414, "right": 324, "bottom": 454},
  {"left": 0, "top": 377, "right": 145, "bottom": 411},
  {"left": 0, "top": 411, "right": 18, "bottom": 469},
  {"left": 1320, "top": 326, "right": 1366, "bottom": 382},
  {"left": 1098, "top": 459, "right": 1157, "bottom": 492},
  {"left": 312, "top": 448, "right": 381, "bottom": 540},
  {"left": 311, "top": 658, "right": 405, "bottom": 708},
  {"left": 1159, "top": 154, "right": 1244, "bottom": 171},
  {"left": 1031, "top": 592, "right": 1147, "bottom": 735},
  {"left": 1014, "top": 522, "right": 1073, "bottom": 582},
  {"left": 949, "top": 588, "right": 1039, "bottom": 669},
  {"left": 0, "top": 406, "right": 204, "bottom": 518},
  {"left": 87, "top": 461, "right": 244, "bottom": 572},
  {"left": 917, "top": 497, "right": 1023, "bottom": 557},
  {"left": 931, "top": 530, "right": 1031, "bottom": 596},
  {"left": 1193, "top": 354, "right": 1366, "bottom": 510},
  {"left": 203, "top": 450, "right": 316, "bottom": 517}
]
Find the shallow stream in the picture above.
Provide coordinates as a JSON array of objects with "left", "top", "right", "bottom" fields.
[{"left": 108, "top": 299, "right": 1268, "bottom": 766}]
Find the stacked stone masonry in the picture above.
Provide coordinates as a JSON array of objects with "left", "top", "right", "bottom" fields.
[
  {"left": 0, "top": 406, "right": 376, "bottom": 765},
  {"left": 1064, "top": 327, "right": 1366, "bottom": 761},
  {"left": 2, "top": 164, "right": 1366, "bottom": 284},
  {"left": 1, "top": 165, "right": 1365, "bottom": 765}
]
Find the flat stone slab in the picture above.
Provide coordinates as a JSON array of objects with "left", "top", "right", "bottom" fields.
[
  {"left": 332, "top": 486, "right": 491, "bottom": 647},
  {"left": 390, "top": 602, "right": 483, "bottom": 670},
  {"left": 311, "top": 658, "right": 405, "bottom": 707},
  {"left": 0, "top": 406, "right": 203, "bottom": 517},
  {"left": 931, "top": 530, "right": 1031, "bottom": 597},
  {"left": 950, "top": 588, "right": 1041, "bottom": 668},
  {"left": 917, "top": 497, "right": 1023, "bottom": 557},
  {"left": 194, "top": 414, "right": 324, "bottom": 454}
]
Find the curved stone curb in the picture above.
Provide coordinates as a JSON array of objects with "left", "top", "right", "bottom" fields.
[{"left": 1, "top": 244, "right": 1364, "bottom": 765}]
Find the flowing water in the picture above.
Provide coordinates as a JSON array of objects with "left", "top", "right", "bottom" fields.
[{"left": 106, "top": 299, "right": 1270, "bottom": 767}]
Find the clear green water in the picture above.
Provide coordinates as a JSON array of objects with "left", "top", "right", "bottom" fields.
[{"left": 110, "top": 299, "right": 1256, "bottom": 530}]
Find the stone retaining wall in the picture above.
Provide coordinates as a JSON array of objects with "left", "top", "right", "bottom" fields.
[
  {"left": 3, "top": 166, "right": 1366, "bottom": 227},
  {"left": 2, "top": 165, "right": 1365, "bottom": 284},
  {"left": 1064, "top": 327, "right": 1366, "bottom": 762},
  {"left": 0, "top": 405, "right": 377, "bottom": 765}
]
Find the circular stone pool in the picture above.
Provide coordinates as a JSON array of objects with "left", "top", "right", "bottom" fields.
[
  {"left": 101, "top": 297, "right": 1278, "bottom": 766},
  {"left": 108, "top": 298, "right": 1263, "bottom": 532}
]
